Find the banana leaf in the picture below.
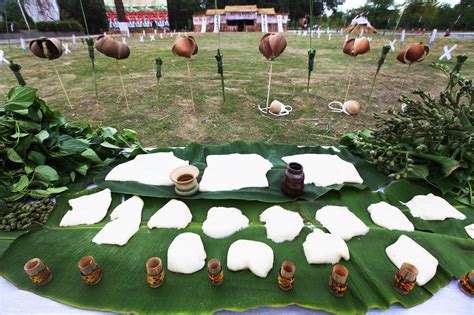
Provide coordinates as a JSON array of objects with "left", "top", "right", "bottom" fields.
[
  {"left": 95, "top": 142, "right": 389, "bottom": 202},
  {"left": 1, "top": 181, "right": 472, "bottom": 314}
]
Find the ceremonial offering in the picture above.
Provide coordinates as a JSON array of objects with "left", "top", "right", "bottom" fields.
[
  {"left": 459, "top": 270, "right": 474, "bottom": 296},
  {"left": 207, "top": 259, "right": 223, "bottom": 286},
  {"left": 282, "top": 162, "right": 305, "bottom": 197},
  {"left": 170, "top": 165, "right": 200, "bottom": 196},
  {"left": 147, "top": 199, "right": 192, "bottom": 230},
  {"left": 267, "top": 100, "right": 293, "bottom": 116},
  {"left": 342, "top": 37, "right": 370, "bottom": 57},
  {"left": 78, "top": 256, "right": 102, "bottom": 285},
  {"left": 303, "top": 229, "right": 350, "bottom": 264},
  {"left": 278, "top": 261, "right": 296, "bottom": 291},
  {"left": 329, "top": 264, "right": 349, "bottom": 297},
  {"left": 202, "top": 207, "right": 249, "bottom": 239},
  {"left": 259, "top": 206, "right": 304, "bottom": 243},
  {"left": 227, "top": 240, "right": 274, "bottom": 278},
  {"left": 397, "top": 43, "right": 430, "bottom": 64},
  {"left": 172, "top": 36, "right": 198, "bottom": 58},
  {"left": 315, "top": 206, "right": 369, "bottom": 241},
  {"left": 404, "top": 194, "right": 466, "bottom": 221},
  {"left": 167, "top": 232, "right": 206, "bottom": 274},
  {"left": 393, "top": 262, "right": 418, "bottom": 295},
  {"left": 328, "top": 100, "right": 361, "bottom": 115},
  {"left": 23, "top": 258, "right": 52, "bottom": 286},
  {"left": 60, "top": 189, "right": 112, "bottom": 227},
  {"left": 367, "top": 201, "right": 414, "bottom": 232},
  {"left": 259, "top": 33, "right": 287, "bottom": 61},
  {"left": 146, "top": 257, "right": 165, "bottom": 288}
]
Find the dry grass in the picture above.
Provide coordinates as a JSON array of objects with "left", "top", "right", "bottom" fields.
[{"left": 0, "top": 32, "right": 472, "bottom": 147}]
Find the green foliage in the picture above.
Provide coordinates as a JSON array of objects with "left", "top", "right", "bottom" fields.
[
  {"left": 0, "top": 86, "right": 145, "bottom": 202},
  {"left": 57, "top": 0, "right": 107, "bottom": 34},
  {"left": 342, "top": 56, "right": 474, "bottom": 205},
  {"left": 35, "top": 20, "right": 84, "bottom": 33}
]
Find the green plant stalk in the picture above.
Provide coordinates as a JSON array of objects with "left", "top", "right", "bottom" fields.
[
  {"left": 8, "top": 60, "right": 26, "bottom": 86},
  {"left": 215, "top": 49, "right": 225, "bottom": 101},
  {"left": 367, "top": 45, "right": 391, "bottom": 105},
  {"left": 307, "top": 48, "right": 316, "bottom": 92},
  {"left": 155, "top": 57, "right": 163, "bottom": 105},
  {"left": 85, "top": 38, "right": 98, "bottom": 98}
]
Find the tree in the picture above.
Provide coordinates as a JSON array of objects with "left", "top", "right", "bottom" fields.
[
  {"left": 58, "top": 0, "right": 107, "bottom": 34},
  {"left": 114, "top": 0, "right": 126, "bottom": 22}
]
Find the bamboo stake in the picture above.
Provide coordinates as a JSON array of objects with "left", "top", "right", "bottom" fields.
[
  {"left": 116, "top": 60, "right": 129, "bottom": 110},
  {"left": 186, "top": 59, "right": 195, "bottom": 112},
  {"left": 53, "top": 63, "right": 72, "bottom": 108},
  {"left": 343, "top": 60, "right": 355, "bottom": 103},
  {"left": 265, "top": 61, "right": 274, "bottom": 112}
]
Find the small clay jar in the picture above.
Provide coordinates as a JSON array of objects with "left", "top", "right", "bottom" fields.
[
  {"left": 207, "top": 258, "right": 223, "bottom": 286},
  {"left": 146, "top": 257, "right": 165, "bottom": 288},
  {"left": 78, "top": 256, "right": 102, "bottom": 285},
  {"left": 23, "top": 258, "right": 52, "bottom": 285},
  {"left": 393, "top": 262, "right": 418, "bottom": 295},
  {"left": 282, "top": 162, "right": 305, "bottom": 197},
  {"left": 278, "top": 260, "right": 296, "bottom": 291},
  {"left": 170, "top": 165, "right": 200, "bottom": 197},
  {"left": 329, "top": 264, "right": 349, "bottom": 297},
  {"left": 459, "top": 270, "right": 474, "bottom": 296}
]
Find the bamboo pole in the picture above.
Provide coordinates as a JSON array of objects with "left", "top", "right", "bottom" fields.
[
  {"left": 265, "top": 61, "right": 274, "bottom": 112},
  {"left": 186, "top": 59, "right": 195, "bottom": 112},
  {"left": 343, "top": 60, "right": 355, "bottom": 103},
  {"left": 116, "top": 60, "right": 129, "bottom": 110},
  {"left": 53, "top": 63, "right": 72, "bottom": 108}
]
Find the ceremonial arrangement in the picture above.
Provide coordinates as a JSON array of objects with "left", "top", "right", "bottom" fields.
[{"left": 0, "top": 0, "right": 473, "bottom": 314}]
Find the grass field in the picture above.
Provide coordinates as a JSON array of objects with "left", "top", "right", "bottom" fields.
[{"left": 0, "top": 32, "right": 473, "bottom": 147}]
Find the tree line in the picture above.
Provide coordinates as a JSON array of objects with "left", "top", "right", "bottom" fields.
[{"left": 1, "top": 0, "right": 472, "bottom": 34}]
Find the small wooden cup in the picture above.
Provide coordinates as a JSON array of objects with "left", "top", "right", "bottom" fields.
[
  {"left": 78, "top": 256, "right": 102, "bottom": 285},
  {"left": 459, "top": 270, "right": 474, "bottom": 296},
  {"left": 393, "top": 262, "right": 418, "bottom": 295},
  {"left": 208, "top": 258, "right": 223, "bottom": 286},
  {"left": 24, "top": 258, "right": 52, "bottom": 285},
  {"left": 170, "top": 165, "right": 200, "bottom": 196},
  {"left": 146, "top": 257, "right": 165, "bottom": 288},
  {"left": 278, "top": 260, "right": 296, "bottom": 291},
  {"left": 329, "top": 264, "right": 349, "bottom": 297}
]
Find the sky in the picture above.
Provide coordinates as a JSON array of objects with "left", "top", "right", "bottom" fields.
[{"left": 338, "top": 0, "right": 461, "bottom": 12}]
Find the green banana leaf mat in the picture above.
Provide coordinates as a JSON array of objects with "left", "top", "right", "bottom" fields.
[
  {"left": 95, "top": 142, "right": 389, "bottom": 202},
  {"left": 0, "top": 143, "right": 473, "bottom": 314}
]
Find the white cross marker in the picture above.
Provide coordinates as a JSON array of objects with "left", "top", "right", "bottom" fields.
[
  {"left": 142, "top": 30, "right": 146, "bottom": 37},
  {"left": 20, "top": 37, "right": 26, "bottom": 52},
  {"left": 62, "top": 43, "right": 71, "bottom": 55},
  {"left": 0, "top": 50, "right": 11, "bottom": 65},
  {"left": 154, "top": 29, "right": 157, "bottom": 35},
  {"left": 400, "top": 29, "right": 406, "bottom": 45},
  {"left": 122, "top": 37, "right": 127, "bottom": 44},
  {"left": 328, "top": 33, "right": 331, "bottom": 40},
  {"left": 150, "top": 35, "right": 156, "bottom": 41},
  {"left": 388, "top": 39, "right": 397, "bottom": 51},
  {"left": 317, "top": 28, "right": 322, "bottom": 38},
  {"left": 72, "top": 34, "right": 77, "bottom": 48},
  {"left": 439, "top": 44, "right": 458, "bottom": 61},
  {"left": 139, "top": 35, "right": 144, "bottom": 43}
]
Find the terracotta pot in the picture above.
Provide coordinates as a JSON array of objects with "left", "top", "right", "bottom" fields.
[
  {"left": 30, "top": 37, "right": 63, "bottom": 60},
  {"left": 397, "top": 43, "right": 430, "bottom": 64},
  {"left": 172, "top": 36, "right": 198, "bottom": 58},
  {"left": 282, "top": 162, "right": 305, "bottom": 197},
  {"left": 170, "top": 165, "right": 200, "bottom": 196},
  {"left": 259, "top": 33, "right": 287, "bottom": 60},
  {"left": 343, "top": 37, "right": 370, "bottom": 57}
]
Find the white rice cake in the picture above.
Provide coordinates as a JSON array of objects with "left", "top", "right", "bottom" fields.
[
  {"left": 60, "top": 189, "right": 112, "bottom": 227},
  {"left": 202, "top": 207, "right": 249, "bottom": 239},
  {"left": 404, "top": 194, "right": 466, "bottom": 221},
  {"left": 167, "top": 232, "right": 207, "bottom": 274},
  {"left": 259, "top": 206, "right": 304, "bottom": 243},
  {"left": 303, "top": 228, "right": 350, "bottom": 264},
  {"left": 147, "top": 199, "right": 192, "bottom": 229},
  {"left": 367, "top": 201, "right": 414, "bottom": 232},
  {"left": 227, "top": 240, "right": 274, "bottom": 278},
  {"left": 315, "top": 205, "right": 369, "bottom": 241}
]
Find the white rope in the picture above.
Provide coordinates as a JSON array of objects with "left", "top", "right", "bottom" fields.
[{"left": 328, "top": 101, "right": 350, "bottom": 115}]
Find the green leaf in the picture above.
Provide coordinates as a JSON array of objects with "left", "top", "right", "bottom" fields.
[
  {"left": 11, "top": 175, "right": 29, "bottom": 192},
  {"left": 415, "top": 153, "right": 460, "bottom": 177},
  {"left": 7, "top": 148, "right": 24, "bottom": 163},
  {"left": 407, "top": 165, "right": 429, "bottom": 179},
  {"left": 27, "top": 151, "right": 46, "bottom": 166},
  {"left": 59, "top": 139, "right": 90, "bottom": 155},
  {"left": 46, "top": 187, "right": 68, "bottom": 194},
  {"left": 34, "top": 165, "right": 59, "bottom": 183},
  {"left": 80, "top": 148, "right": 102, "bottom": 163},
  {"left": 0, "top": 184, "right": 472, "bottom": 314},
  {"left": 28, "top": 189, "right": 51, "bottom": 199},
  {"left": 35, "top": 130, "right": 49, "bottom": 143},
  {"left": 4, "top": 87, "right": 37, "bottom": 111},
  {"left": 75, "top": 164, "right": 88, "bottom": 176}
]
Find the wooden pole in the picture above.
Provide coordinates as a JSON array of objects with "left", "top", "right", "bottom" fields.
[
  {"left": 265, "top": 61, "right": 273, "bottom": 112},
  {"left": 186, "top": 59, "right": 195, "bottom": 112},
  {"left": 116, "top": 60, "right": 129, "bottom": 110},
  {"left": 53, "top": 63, "right": 72, "bottom": 108}
]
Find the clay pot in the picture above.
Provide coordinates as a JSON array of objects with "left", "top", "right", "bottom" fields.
[
  {"left": 282, "top": 162, "right": 305, "bottom": 197},
  {"left": 95, "top": 35, "right": 130, "bottom": 60},
  {"left": 30, "top": 37, "right": 63, "bottom": 60},
  {"left": 170, "top": 165, "right": 200, "bottom": 196},
  {"left": 397, "top": 43, "right": 430, "bottom": 64},
  {"left": 343, "top": 37, "right": 370, "bottom": 57},
  {"left": 172, "top": 36, "right": 198, "bottom": 58},
  {"left": 344, "top": 100, "right": 361, "bottom": 115},
  {"left": 259, "top": 33, "right": 287, "bottom": 60},
  {"left": 269, "top": 100, "right": 292, "bottom": 116}
]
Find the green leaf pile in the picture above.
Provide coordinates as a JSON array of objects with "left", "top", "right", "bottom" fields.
[
  {"left": 0, "top": 179, "right": 472, "bottom": 313},
  {"left": 0, "top": 87, "right": 145, "bottom": 202}
]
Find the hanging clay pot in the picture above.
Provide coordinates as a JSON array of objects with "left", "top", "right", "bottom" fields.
[
  {"left": 259, "top": 33, "right": 287, "bottom": 60},
  {"left": 30, "top": 37, "right": 63, "bottom": 60},
  {"left": 343, "top": 37, "right": 370, "bottom": 57},
  {"left": 396, "top": 43, "right": 430, "bottom": 64},
  {"left": 95, "top": 35, "right": 130, "bottom": 60},
  {"left": 172, "top": 36, "right": 198, "bottom": 58}
]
